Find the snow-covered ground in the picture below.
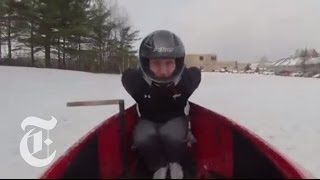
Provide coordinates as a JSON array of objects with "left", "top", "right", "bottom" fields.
[{"left": 0, "top": 66, "right": 319, "bottom": 178}]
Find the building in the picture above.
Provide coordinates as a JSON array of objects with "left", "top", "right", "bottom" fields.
[
  {"left": 267, "top": 57, "right": 320, "bottom": 75},
  {"left": 185, "top": 54, "right": 217, "bottom": 71},
  {"left": 265, "top": 49, "right": 320, "bottom": 75},
  {"left": 185, "top": 53, "right": 247, "bottom": 72}
]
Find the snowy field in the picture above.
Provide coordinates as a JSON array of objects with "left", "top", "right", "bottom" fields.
[{"left": 0, "top": 66, "right": 319, "bottom": 178}]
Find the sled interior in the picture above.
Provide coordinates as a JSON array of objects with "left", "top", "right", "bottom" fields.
[{"left": 40, "top": 102, "right": 306, "bottom": 179}]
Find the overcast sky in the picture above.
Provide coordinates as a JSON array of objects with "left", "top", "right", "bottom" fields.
[{"left": 114, "top": 0, "right": 320, "bottom": 62}]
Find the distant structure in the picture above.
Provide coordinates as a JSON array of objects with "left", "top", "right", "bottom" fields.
[
  {"left": 184, "top": 53, "right": 247, "bottom": 72},
  {"left": 267, "top": 48, "right": 320, "bottom": 75}
]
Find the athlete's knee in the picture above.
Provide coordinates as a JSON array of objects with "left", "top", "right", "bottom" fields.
[
  {"left": 159, "top": 116, "right": 188, "bottom": 144},
  {"left": 133, "top": 119, "right": 158, "bottom": 147}
]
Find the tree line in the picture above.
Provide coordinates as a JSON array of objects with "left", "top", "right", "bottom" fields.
[{"left": 0, "top": 0, "right": 140, "bottom": 73}]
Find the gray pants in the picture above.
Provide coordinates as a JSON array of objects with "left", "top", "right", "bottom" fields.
[{"left": 133, "top": 116, "right": 189, "bottom": 171}]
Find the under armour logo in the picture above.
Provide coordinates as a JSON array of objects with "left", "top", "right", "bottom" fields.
[
  {"left": 20, "top": 116, "right": 57, "bottom": 167},
  {"left": 144, "top": 94, "right": 151, "bottom": 99},
  {"left": 172, "top": 93, "right": 182, "bottom": 100}
]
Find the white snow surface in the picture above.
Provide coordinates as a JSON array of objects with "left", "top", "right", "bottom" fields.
[{"left": 0, "top": 66, "right": 319, "bottom": 178}]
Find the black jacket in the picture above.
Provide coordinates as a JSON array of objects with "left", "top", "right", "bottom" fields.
[{"left": 121, "top": 67, "right": 201, "bottom": 122}]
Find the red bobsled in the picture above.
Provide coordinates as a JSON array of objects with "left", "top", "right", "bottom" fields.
[{"left": 40, "top": 102, "right": 312, "bottom": 179}]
